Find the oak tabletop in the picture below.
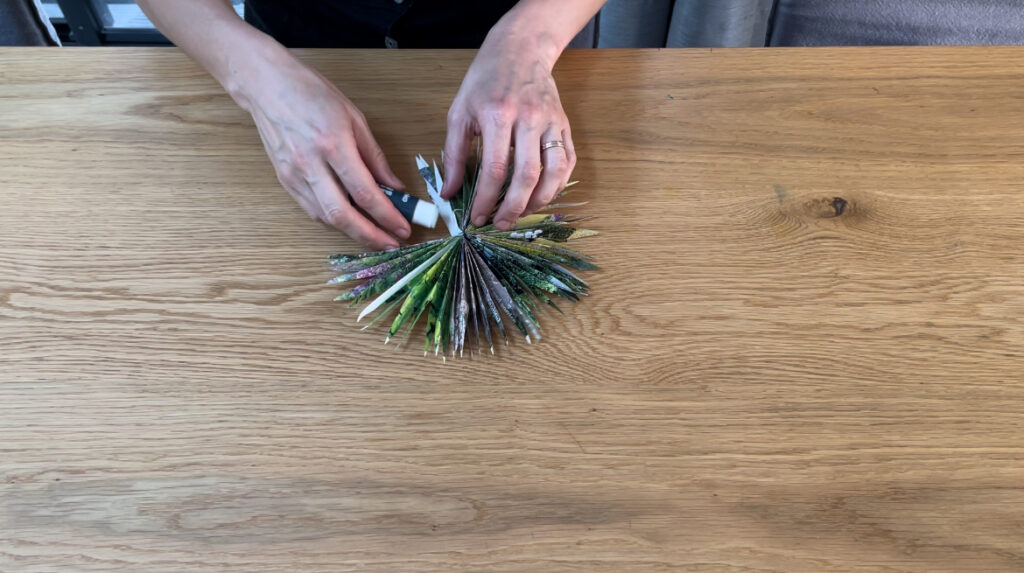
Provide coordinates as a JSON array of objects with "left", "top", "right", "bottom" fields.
[{"left": 2, "top": 47, "right": 1024, "bottom": 572}]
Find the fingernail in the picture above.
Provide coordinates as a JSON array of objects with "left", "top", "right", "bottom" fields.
[
  {"left": 473, "top": 215, "right": 487, "bottom": 227},
  {"left": 385, "top": 242, "right": 400, "bottom": 250},
  {"left": 397, "top": 226, "right": 411, "bottom": 239},
  {"left": 495, "top": 219, "right": 511, "bottom": 230}
]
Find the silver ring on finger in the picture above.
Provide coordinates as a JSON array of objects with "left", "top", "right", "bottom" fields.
[{"left": 541, "top": 140, "right": 565, "bottom": 152}]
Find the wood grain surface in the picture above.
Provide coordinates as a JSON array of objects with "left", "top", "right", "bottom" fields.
[{"left": 2, "top": 46, "right": 1024, "bottom": 572}]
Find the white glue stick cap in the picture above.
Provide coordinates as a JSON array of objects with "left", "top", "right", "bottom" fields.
[{"left": 412, "top": 200, "right": 439, "bottom": 228}]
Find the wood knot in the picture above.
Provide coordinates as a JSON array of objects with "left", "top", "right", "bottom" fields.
[
  {"left": 831, "top": 197, "right": 848, "bottom": 216},
  {"left": 803, "top": 196, "right": 849, "bottom": 219}
]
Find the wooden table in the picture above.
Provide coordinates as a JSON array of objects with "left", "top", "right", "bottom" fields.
[{"left": 2, "top": 46, "right": 1023, "bottom": 572}]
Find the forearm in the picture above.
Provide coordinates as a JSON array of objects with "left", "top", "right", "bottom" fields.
[
  {"left": 485, "top": 0, "right": 607, "bottom": 67},
  {"left": 135, "top": 0, "right": 293, "bottom": 110},
  {"left": 137, "top": 1, "right": 409, "bottom": 246}
]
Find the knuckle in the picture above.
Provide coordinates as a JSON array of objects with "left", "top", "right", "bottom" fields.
[
  {"left": 331, "top": 160, "right": 351, "bottom": 180},
  {"left": 325, "top": 208, "right": 348, "bottom": 229},
  {"left": 518, "top": 104, "right": 543, "bottom": 127},
  {"left": 484, "top": 160, "right": 508, "bottom": 181},
  {"left": 289, "top": 152, "right": 314, "bottom": 175},
  {"left": 347, "top": 185, "right": 373, "bottom": 204},
  {"left": 519, "top": 160, "right": 542, "bottom": 183},
  {"left": 500, "top": 195, "right": 530, "bottom": 220},
  {"left": 509, "top": 191, "right": 531, "bottom": 211},
  {"left": 446, "top": 108, "right": 466, "bottom": 128},
  {"left": 366, "top": 144, "right": 387, "bottom": 164},
  {"left": 471, "top": 199, "right": 494, "bottom": 218},
  {"left": 351, "top": 113, "right": 371, "bottom": 133},
  {"left": 313, "top": 134, "right": 341, "bottom": 155},
  {"left": 547, "top": 153, "right": 570, "bottom": 174},
  {"left": 483, "top": 102, "right": 514, "bottom": 127},
  {"left": 501, "top": 205, "right": 526, "bottom": 223},
  {"left": 442, "top": 142, "right": 460, "bottom": 161},
  {"left": 344, "top": 105, "right": 367, "bottom": 125},
  {"left": 276, "top": 167, "right": 299, "bottom": 189}
]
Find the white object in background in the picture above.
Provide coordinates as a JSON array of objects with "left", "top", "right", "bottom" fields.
[
  {"left": 32, "top": 0, "right": 61, "bottom": 45},
  {"left": 40, "top": 1, "right": 245, "bottom": 30}
]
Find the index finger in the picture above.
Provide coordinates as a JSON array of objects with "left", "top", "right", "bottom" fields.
[
  {"left": 441, "top": 115, "right": 471, "bottom": 199},
  {"left": 307, "top": 162, "right": 400, "bottom": 250},
  {"left": 327, "top": 137, "right": 411, "bottom": 240}
]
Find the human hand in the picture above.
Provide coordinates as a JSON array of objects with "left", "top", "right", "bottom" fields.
[
  {"left": 440, "top": 23, "right": 576, "bottom": 230},
  {"left": 234, "top": 49, "right": 410, "bottom": 249}
]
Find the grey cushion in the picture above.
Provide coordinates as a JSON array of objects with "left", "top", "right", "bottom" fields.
[
  {"left": 770, "top": 0, "right": 1024, "bottom": 46},
  {"left": 597, "top": 0, "right": 675, "bottom": 48},
  {"left": 597, "top": 0, "right": 772, "bottom": 48},
  {"left": 0, "top": 0, "right": 52, "bottom": 46},
  {"left": 667, "top": 0, "right": 772, "bottom": 48}
]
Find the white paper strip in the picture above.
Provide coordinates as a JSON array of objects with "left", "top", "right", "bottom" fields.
[
  {"left": 356, "top": 241, "right": 454, "bottom": 322},
  {"left": 416, "top": 155, "right": 461, "bottom": 236}
]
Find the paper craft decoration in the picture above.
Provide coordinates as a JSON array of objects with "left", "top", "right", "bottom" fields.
[{"left": 328, "top": 155, "right": 597, "bottom": 357}]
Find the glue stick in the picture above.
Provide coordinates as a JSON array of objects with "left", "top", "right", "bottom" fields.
[{"left": 378, "top": 184, "right": 439, "bottom": 228}]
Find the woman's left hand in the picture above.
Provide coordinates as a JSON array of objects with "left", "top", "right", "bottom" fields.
[{"left": 440, "top": 6, "right": 581, "bottom": 230}]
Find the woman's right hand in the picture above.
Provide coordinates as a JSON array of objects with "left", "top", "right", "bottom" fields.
[
  {"left": 135, "top": 1, "right": 408, "bottom": 248},
  {"left": 229, "top": 46, "right": 410, "bottom": 249}
]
